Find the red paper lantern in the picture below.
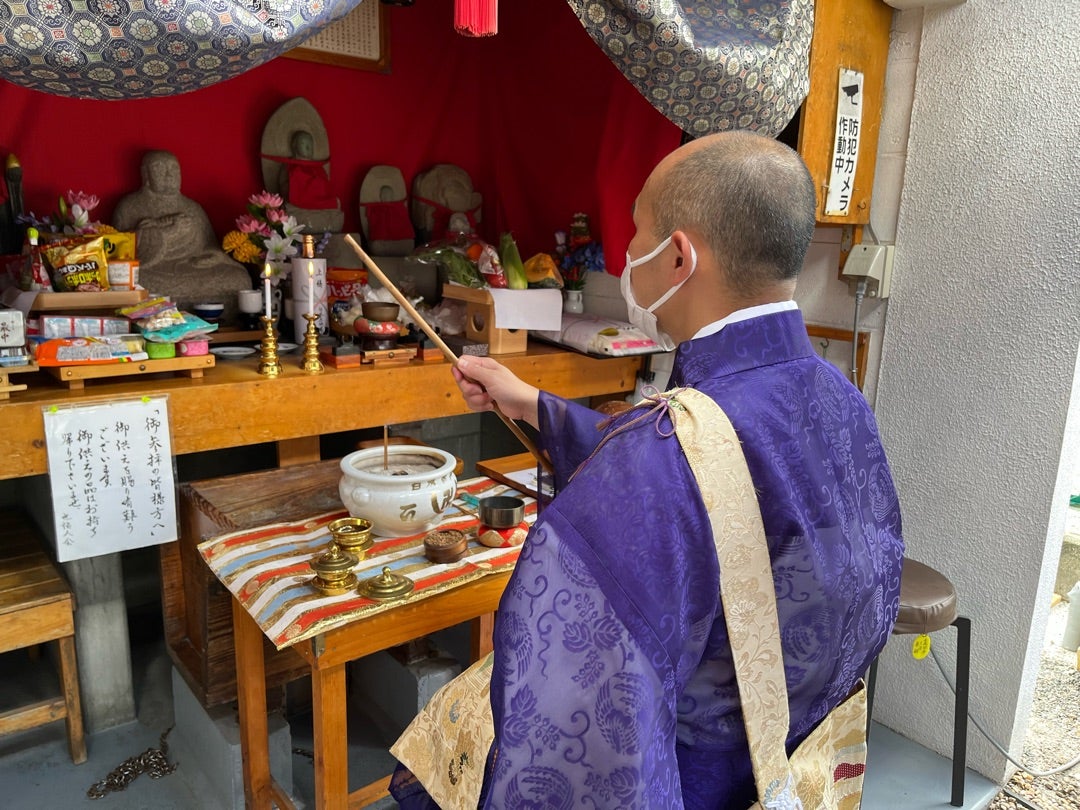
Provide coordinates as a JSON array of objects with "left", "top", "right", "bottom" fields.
[{"left": 455, "top": 0, "right": 498, "bottom": 37}]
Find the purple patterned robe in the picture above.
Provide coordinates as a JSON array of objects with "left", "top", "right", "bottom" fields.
[{"left": 391, "top": 308, "right": 903, "bottom": 808}]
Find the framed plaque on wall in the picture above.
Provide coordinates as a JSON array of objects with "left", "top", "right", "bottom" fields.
[{"left": 286, "top": 0, "right": 390, "bottom": 73}]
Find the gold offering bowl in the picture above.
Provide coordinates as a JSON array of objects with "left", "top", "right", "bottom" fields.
[
  {"left": 328, "top": 517, "right": 374, "bottom": 558},
  {"left": 309, "top": 541, "right": 359, "bottom": 594},
  {"left": 358, "top": 566, "right": 414, "bottom": 601}
]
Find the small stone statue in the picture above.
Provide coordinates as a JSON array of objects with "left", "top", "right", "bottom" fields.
[
  {"left": 260, "top": 98, "right": 344, "bottom": 236},
  {"left": 410, "top": 165, "right": 482, "bottom": 244},
  {"left": 279, "top": 130, "right": 339, "bottom": 210},
  {"left": 112, "top": 150, "right": 251, "bottom": 319}
]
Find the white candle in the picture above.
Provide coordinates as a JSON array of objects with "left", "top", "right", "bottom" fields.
[
  {"left": 263, "top": 263, "right": 272, "bottom": 320},
  {"left": 307, "top": 261, "right": 315, "bottom": 314}
]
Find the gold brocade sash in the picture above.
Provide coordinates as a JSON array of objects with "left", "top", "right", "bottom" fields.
[
  {"left": 669, "top": 388, "right": 867, "bottom": 810},
  {"left": 390, "top": 389, "right": 866, "bottom": 810}
]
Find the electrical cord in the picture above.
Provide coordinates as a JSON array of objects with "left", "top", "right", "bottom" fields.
[
  {"left": 929, "top": 646, "right": 1080, "bottom": 778},
  {"left": 851, "top": 278, "right": 867, "bottom": 387}
]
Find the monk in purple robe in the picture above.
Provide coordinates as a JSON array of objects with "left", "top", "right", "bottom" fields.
[{"left": 392, "top": 131, "right": 904, "bottom": 808}]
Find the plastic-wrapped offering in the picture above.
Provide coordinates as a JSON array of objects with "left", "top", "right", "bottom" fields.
[
  {"left": 20, "top": 227, "right": 52, "bottom": 291},
  {"left": 141, "top": 311, "right": 218, "bottom": 343},
  {"left": 43, "top": 236, "right": 110, "bottom": 291},
  {"left": 118, "top": 296, "right": 173, "bottom": 320}
]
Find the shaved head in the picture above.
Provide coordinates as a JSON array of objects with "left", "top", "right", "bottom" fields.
[{"left": 644, "top": 131, "right": 816, "bottom": 298}]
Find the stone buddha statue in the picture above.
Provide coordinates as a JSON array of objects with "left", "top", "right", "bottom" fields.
[
  {"left": 410, "top": 164, "right": 483, "bottom": 244},
  {"left": 260, "top": 98, "right": 344, "bottom": 236},
  {"left": 112, "top": 150, "right": 251, "bottom": 320}
]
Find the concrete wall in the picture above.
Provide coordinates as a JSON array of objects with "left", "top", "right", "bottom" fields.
[{"left": 871, "top": 1, "right": 1080, "bottom": 781}]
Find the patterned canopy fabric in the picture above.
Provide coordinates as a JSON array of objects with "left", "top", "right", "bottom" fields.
[
  {"left": 567, "top": 0, "right": 814, "bottom": 137},
  {"left": 0, "top": 0, "right": 364, "bottom": 100}
]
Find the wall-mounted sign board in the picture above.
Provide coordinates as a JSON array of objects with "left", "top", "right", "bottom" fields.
[
  {"left": 43, "top": 396, "right": 177, "bottom": 562},
  {"left": 825, "top": 68, "right": 865, "bottom": 217}
]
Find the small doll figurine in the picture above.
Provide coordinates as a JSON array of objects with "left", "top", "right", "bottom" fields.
[{"left": 568, "top": 212, "right": 593, "bottom": 249}]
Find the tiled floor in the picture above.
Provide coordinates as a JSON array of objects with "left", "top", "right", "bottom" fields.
[{"left": 0, "top": 635, "right": 1001, "bottom": 810}]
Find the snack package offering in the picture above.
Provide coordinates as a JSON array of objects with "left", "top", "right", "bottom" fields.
[
  {"left": 102, "top": 232, "right": 137, "bottom": 261},
  {"left": 118, "top": 296, "right": 173, "bottom": 320},
  {"left": 107, "top": 260, "right": 140, "bottom": 290},
  {"left": 327, "top": 268, "right": 368, "bottom": 323},
  {"left": 141, "top": 311, "right": 219, "bottom": 343},
  {"left": 20, "top": 228, "right": 53, "bottom": 291},
  {"left": 28, "top": 335, "right": 147, "bottom": 366},
  {"left": 39, "top": 315, "right": 130, "bottom": 338},
  {"left": 43, "top": 236, "right": 110, "bottom": 291},
  {"left": 476, "top": 244, "right": 507, "bottom": 288},
  {"left": 137, "top": 307, "right": 184, "bottom": 332}
]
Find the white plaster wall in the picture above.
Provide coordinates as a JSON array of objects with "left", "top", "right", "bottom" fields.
[{"left": 871, "top": 0, "right": 1080, "bottom": 781}]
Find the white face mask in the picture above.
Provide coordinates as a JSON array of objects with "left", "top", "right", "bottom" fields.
[{"left": 621, "top": 235, "right": 697, "bottom": 352}]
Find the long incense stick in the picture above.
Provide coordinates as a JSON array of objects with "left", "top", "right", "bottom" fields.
[
  {"left": 383, "top": 425, "right": 388, "bottom": 470},
  {"left": 344, "top": 234, "right": 554, "bottom": 476}
]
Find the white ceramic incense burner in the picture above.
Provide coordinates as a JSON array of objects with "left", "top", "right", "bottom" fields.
[{"left": 339, "top": 446, "right": 457, "bottom": 537}]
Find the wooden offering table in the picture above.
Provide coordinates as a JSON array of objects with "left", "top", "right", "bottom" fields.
[
  {"left": 0, "top": 341, "right": 640, "bottom": 479},
  {"left": 199, "top": 477, "right": 538, "bottom": 809},
  {"left": 0, "top": 341, "right": 639, "bottom": 738}
]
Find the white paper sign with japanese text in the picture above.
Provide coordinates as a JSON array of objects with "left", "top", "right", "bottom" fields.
[
  {"left": 825, "top": 68, "right": 864, "bottom": 217},
  {"left": 43, "top": 395, "right": 177, "bottom": 562}
]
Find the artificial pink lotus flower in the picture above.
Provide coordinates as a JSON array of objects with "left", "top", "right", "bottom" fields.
[
  {"left": 236, "top": 213, "right": 263, "bottom": 233},
  {"left": 249, "top": 191, "right": 283, "bottom": 208},
  {"left": 65, "top": 190, "right": 100, "bottom": 213}
]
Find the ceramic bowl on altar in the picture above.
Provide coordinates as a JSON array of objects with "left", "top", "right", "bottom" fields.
[
  {"left": 192, "top": 302, "right": 225, "bottom": 323},
  {"left": 339, "top": 446, "right": 457, "bottom": 537}
]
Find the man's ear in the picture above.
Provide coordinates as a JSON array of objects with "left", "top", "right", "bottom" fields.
[{"left": 669, "top": 230, "right": 696, "bottom": 283}]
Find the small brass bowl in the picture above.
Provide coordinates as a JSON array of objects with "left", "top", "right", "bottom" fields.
[
  {"left": 310, "top": 541, "right": 359, "bottom": 583},
  {"left": 328, "top": 517, "right": 374, "bottom": 557},
  {"left": 311, "top": 572, "right": 359, "bottom": 596}
]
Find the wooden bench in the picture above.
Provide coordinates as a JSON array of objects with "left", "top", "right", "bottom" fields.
[{"left": 0, "top": 511, "right": 86, "bottom": 764}]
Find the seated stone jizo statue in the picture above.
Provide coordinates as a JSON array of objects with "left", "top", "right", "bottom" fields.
[{"left": 112, "top": 150, "right": 251, "bottom": 321}]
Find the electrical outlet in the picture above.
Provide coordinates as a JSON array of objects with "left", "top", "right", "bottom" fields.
[{"left": 841, "top": 244, "right": 893, "bottom": 299}]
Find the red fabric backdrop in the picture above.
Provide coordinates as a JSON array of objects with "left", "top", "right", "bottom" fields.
[{"left": 0, "top": 0, "right": 680, "bottom": 273}]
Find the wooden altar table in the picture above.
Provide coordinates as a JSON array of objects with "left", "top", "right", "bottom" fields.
[{"left": 199, "top": 477, "right": 536, "bottom": 809}]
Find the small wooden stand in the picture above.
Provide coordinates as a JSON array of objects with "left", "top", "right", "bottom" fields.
[
  {"left": 441, "top": 285, "right": 528, "bottom": 354},
  {"left": 46, "top": 355, "right": 215, "bottom": 390},
  {"left": 360, "top": 345, "right": 417, "bottom": 366},
  {"left": 28, "top": 289, "right": 148, "bottom": 312},
  {"left": 0, "top": 362, "right": 36, "bottom": 399}
]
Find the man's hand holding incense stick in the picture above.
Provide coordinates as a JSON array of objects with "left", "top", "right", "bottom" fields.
[{"left": 451, "top": 355, "right": 540, "bottom": 428}]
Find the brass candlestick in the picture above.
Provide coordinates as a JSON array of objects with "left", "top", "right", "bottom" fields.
[
  {"left": 257, "top": 315, "right": 283, "bottom": 377},
  {"left": 300, "top": 312, "right": 324, "bottom": 374}
]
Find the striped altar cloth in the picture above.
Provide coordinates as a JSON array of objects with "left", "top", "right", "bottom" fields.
[{"left": 198, "top": 477, "right": 536, "bottom": 650}]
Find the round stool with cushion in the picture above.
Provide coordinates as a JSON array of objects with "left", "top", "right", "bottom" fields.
[{"left": 867, "top": 557, "right": 971, "bottom": 807}]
